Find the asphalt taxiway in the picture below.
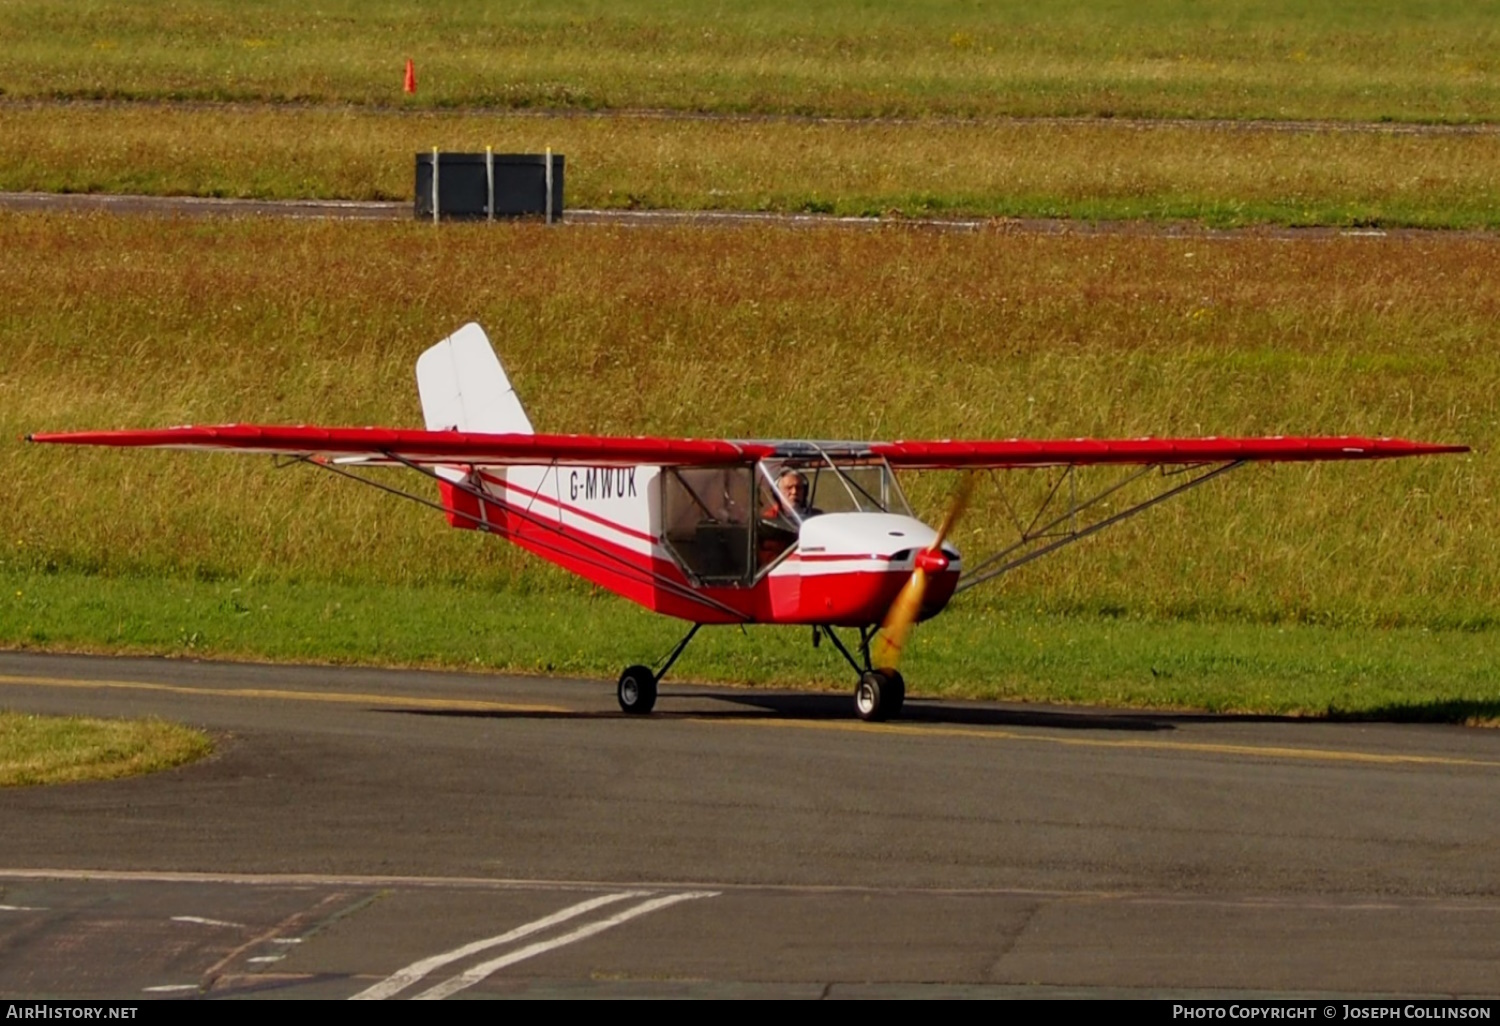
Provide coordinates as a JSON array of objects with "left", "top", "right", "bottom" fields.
[{"left": 1, "top": 651, "right": 1496, "bottom": 998}]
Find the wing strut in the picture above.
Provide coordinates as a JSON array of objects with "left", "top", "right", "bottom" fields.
[{"left": 956, "top": 460, "right": 1247, "bottom": 595}]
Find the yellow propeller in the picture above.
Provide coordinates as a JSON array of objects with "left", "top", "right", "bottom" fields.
[{"left": 871, "top": 472, "right": 974, "bottom": 671}]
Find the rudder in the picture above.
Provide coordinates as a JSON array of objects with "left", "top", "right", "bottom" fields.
[{"left": 416, "top": 323, "right": 534, "bottom": 435}]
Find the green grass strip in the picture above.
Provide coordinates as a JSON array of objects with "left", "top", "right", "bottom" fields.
[
  {"left": 6, "top": 0, "right": 1500, "bottom": 122},
  {"left": 2, "top": 570, "right": 1495, "bottom": 724}
]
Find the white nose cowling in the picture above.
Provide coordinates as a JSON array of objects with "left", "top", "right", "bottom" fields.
[{"left": 871, "top": 473, "right": 974, "bottom": 671}]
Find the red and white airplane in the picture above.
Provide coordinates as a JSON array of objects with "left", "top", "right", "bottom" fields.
[{"left": 29, "top": 324, "right": 1468, "bottom": 721}]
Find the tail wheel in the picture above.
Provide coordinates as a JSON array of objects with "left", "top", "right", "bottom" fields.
[
  {"left": 617, "top": 664, "right": 658, "bottom": 715},
  {"left": 855, "top": 669, "right": 904, "bottom": 723}
]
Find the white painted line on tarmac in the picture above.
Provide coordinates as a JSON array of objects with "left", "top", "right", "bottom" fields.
[
  {"left": 247, "top": 955, "right": 285, "bottom": 964},
  {"left": 350, "top": 890, "right": 649, "bottom": 1000},
  {"left": 142, "top": 985, "right": 199, "bottom": 993},
  {"left": 171, "top": 915, "right": 244, "bottom": 928},
  {"left": 413, "top": 891, "right": 720, "bottom": 1001}
]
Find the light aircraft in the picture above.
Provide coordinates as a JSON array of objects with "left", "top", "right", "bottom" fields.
[{"left": 28, "top": 324, "right": 1467, "bottom": 721}]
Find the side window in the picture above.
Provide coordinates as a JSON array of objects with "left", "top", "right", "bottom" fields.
[{"left": 661, "top": 466, "right": 755, "bottom": 583}]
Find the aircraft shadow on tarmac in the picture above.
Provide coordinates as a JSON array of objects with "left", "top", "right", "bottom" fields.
[
  {"left": 1329, "top": 698, "right": 1500, "bottom": 726},
  {"left": 369, "top": 690, "right": 1494, "bottom": 729},
  {"left": 686, "top": 692, "right": 1181, "bottom": 731},
  {"left": 377, "top": 692, "right": 1208, "bottom": 732},
  {"left": 376, "top": 694, "right": 1496, "bottom": 731}
]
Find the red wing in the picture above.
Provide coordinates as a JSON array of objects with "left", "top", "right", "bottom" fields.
[
  {"left": 872, "top": 436, "right": 1468, "bottom": 469},
  {"left": 27, "top": 426, "right": 1466, "bottom": 468},
  {"left": 25, "top": 425, "right": 779, "bottom": 468}
]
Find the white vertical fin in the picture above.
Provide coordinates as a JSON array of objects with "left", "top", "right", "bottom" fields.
[{"left": 416, "top": 323, "right": 534, "bottom": 435}]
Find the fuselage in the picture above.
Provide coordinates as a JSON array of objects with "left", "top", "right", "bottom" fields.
[{"left": 437, "top": 460, "right": 960, "bottom": 627}]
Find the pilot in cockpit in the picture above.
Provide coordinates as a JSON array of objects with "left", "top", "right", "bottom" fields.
[
  {"left": 758, "top": 468, "right": 821, "bottom": 569},
  {"left": 765, "top": 469, "right": 820, "bottom": 523}
]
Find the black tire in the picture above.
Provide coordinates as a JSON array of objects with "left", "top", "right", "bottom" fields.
[
  {"left": 617, "top": 664, "right": 658, "bottom": 715},
  {"left": 855, "top": 670, "right": 895, "bottom": 722},
  {"left": 884, "top": 670, "right": 906, "bottom": 720}
]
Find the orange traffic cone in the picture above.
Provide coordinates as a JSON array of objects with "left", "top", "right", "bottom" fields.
[{"left": 403, "top": 58, "right": 417, "bottom": 95}]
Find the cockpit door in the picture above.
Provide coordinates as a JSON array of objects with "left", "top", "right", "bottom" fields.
[{"left": 660, "top": 465, "right": 756, "bottom": 584}]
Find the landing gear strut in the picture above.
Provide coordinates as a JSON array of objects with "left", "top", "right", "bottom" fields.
[
  {"left": 817, "top": 625, "right": 907, "bottom": 722},
  {"left": 617, "top": 624, "right": 701, "bottom": 715}
]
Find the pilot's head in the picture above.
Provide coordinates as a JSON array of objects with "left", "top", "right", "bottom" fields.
[{"left": 777, "top": 470, "right": 810, "bottom": 512}]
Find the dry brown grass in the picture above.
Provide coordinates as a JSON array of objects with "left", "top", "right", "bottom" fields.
[{"left": 1, "top": 211, "right": 1493, "bottom": 625}]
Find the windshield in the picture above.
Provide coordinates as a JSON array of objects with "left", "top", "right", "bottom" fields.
[{"left": 757, "top": 457, "right": 910, "bottom": 523}]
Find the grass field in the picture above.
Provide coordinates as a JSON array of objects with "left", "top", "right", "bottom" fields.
[
  {"left": 5, "top": 104, "right": 1499, "bottom": 227},
  {"left": 5, "top": 213, "right": 1490, "bottom": 624},
  {"left": 5, "top": 1, "right": 1498, "bottom": 121}
]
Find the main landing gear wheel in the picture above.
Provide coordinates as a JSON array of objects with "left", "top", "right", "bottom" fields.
[
  {"left": 854, "top": 669, "right": 905, "bottom": 723},
  {"left": 617, "top": 664, "right": 658, "bottom": 715}
]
